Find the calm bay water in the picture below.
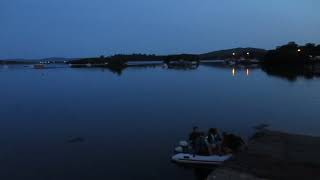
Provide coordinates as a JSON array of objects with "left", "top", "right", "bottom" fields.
[{"left": 1, "top": 63, "right": 320, "bottom": 179}]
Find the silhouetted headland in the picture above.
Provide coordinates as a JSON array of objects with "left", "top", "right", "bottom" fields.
[
  {"left": 263, "top": 42, "right": 320, "bottom": 64},
  {"left": 261, "top": 42, "right": 320, "bottom": 81}
]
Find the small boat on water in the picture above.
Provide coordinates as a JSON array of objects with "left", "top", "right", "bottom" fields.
[
  {"left": 172, "top": 153, "right": 232, "bottom": 165},
  {"left": 172, "top": 140, "right": 233, "bottom": 166}
]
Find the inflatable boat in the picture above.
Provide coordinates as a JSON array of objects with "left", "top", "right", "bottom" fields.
[
  {"left": 172, "top": 140, "right": 232, "bottom": 165},
  {"left": 172, "top": 153, "right": 232, "bottom": 165}
]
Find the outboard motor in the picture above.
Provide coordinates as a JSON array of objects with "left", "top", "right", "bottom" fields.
[{"left": 174, "top": 141, "right": 189, "bottom": 154}]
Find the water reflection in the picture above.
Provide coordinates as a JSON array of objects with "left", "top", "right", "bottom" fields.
[
  {"left": 106, "top": 65, "right": 125, "bottom": 75},
  {"left": 231, "top": 68, "right": 252, "bottom": 77},
  {"left": 164, "top": 61, "right": 200, "bottom": 70},
  {"left": 202, "top": 61, "right": 320, "bottom": 81},
  {"left": 72, "top": 61, "right": 259, "bottom": 78},
  {"left": 232, "top": 68, "right": 236, "bottom": 76},
  {"left": 261, "top": 63, "right": 320, "bottom": 81},
  {"left": 102, "top": 61, "right": 200, "bottom": 75},
  {"left": 70, "top": 62, "right": 162, "bottom": 76},
  {"left": 201, "top": 62, "right": 258, "bottom": 77}
]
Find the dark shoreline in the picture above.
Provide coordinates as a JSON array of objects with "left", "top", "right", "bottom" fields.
[{"left": 208, "top": 129, "right": 320, "bottom": 180}]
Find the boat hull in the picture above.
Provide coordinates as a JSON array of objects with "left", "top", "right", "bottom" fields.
[{"left": 172, "top": 153, "right": 232, "bottom": 165}]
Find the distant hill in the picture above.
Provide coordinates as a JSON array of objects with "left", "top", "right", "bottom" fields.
[
  {"left": 1, "top": 48, "right": 268, "bottom": 64},
  {"left": 200, "top": 48, "right": 267, "bottom": 60},
  {"left": 41, "top": 57, "right": 79, "bottom": 62}
]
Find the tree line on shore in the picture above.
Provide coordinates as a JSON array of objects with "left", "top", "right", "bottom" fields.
[
  {"left": 263, "top": 42, "right": 320, "bottom": 64},
  {"left": 68, "top": 42, "right": 320, "bottom": 66},
  {"left": 260, "top": 42, "right": 320, "bottom": 81},
  {"left": 3, "top": 42, "right": 318, "bottom": 66}
]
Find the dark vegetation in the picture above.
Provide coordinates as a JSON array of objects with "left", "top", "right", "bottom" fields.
[
  {"left": 68, "top": 42, "right": 320, "bottom": 65},
  {"left": 164, "top": 54, "right": 199, "bottom": 62},
  {"left": 111, "top": 54, "right": 164, "bottom": 62},
  {"left": 68, "top": 49, "right": 266, "bottom": 66},
  {"left": 163, "top": 54, "right": 199, "bottom": 70},
  {"left": 68, "top": 54, "right": 161, "bottom": 75},
  {"left": 263, "top": 42, "right": 320, "bottom": 64},
  {"left": 69, "top": 54, "right": 162, "bottom": 67},
  {"left": 69, "top": 54, "right": 198, "bottom": 65},
  {"left": 261, "top": 42, "right": 320, "bottom": 81}
]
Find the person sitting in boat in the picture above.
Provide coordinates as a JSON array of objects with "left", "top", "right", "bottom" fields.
[
  {"left": 189, "top": 127, "right": 209, "bottom": 156},
  {"left": 198, "top": 132, "right": 209, "bottom": 155},
  {"left": 207, "top": 128, "right": 222, "bottom": 155}
]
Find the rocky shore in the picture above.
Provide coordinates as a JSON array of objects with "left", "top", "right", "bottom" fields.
[{"left": 208, "top": 130, "right": 320, "bottom": 180}]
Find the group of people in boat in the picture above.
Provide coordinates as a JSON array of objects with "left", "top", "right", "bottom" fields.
[{"left": 189, "top": 126, "right": 245, "bottom": 156}]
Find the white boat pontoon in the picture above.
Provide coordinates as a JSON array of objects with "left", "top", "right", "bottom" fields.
[
  {"left": 171, "top": 140, "right": 232, "bottom": 166},
  {"left": 172, "top": 153, "right": 232, "bottom": 165}
]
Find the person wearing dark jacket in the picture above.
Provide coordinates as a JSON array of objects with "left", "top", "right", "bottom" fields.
[{"left": 207, "top": 128, "right": 222, "bottom": 154}]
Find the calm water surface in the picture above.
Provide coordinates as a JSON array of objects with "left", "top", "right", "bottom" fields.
[{"left": 1, "top": 64, "right": 320, "bottom": 179}]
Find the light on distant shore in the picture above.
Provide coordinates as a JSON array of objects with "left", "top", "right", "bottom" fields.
[
  {"left": 246, "top": 52, "right": 250, "bottom": 55},
  {"left": 232, "top": 53, "right": 236, "bottom": 56},
  {"left": 297, "top": 49, "right": 301, "bottom": 52}
]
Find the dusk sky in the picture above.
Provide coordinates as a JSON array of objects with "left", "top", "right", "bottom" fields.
[{"left": 1, "top": 0, "right": 319, "bottom": 59}]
